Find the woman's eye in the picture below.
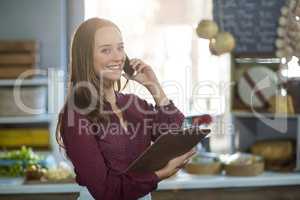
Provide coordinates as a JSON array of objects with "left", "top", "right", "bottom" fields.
[
  {"left": 101, "top": 49, "right": 111, "bottom": 54},
  {"left": 118, "top": 46, "right": 124, "bottom": 51}
]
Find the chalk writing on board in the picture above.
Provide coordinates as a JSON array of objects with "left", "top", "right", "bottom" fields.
[{"left": 213, "top": 0, "right": 286, "bottom": 53}]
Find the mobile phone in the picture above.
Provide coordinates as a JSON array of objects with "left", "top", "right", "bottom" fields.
[{"left": 123, "top": 55, "right": 135, "bottom": 77}]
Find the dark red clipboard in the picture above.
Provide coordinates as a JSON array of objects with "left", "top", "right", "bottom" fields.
[{"left": 125, "top": 127, "right": 211, "bottom": 173}]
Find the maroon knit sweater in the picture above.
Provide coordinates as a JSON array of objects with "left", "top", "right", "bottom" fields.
[{"left": 61, "top": 92, "right": 184, "bottom": 200}]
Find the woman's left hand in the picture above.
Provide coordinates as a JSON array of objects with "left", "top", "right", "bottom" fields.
[{"left": 122, "top": 58, "right": 159, "bottom": 88}]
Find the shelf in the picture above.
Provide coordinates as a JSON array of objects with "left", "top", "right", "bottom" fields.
[
  {"left": 235, "top": 57, "right": 281, "bottom": 64},
  {"left": 158, "top": 170, "right": 300, "bottom": 190},
  {"left": 0, "top": 114, "right": 52, "bottom": 124},
  {"left": 232, "top": 111, "right": 300, "bottom": 119},
  {"left": 1, "top": 171, "right": 300, "bottom": 192},
  {"left": 0, "top": 77, "right": 48, "bottom": 87},
  {"left": 0, "top": 182, "right": 81, "bottom": 193},
  {"left": 0, "top": 151, "right": 53, "bottom": 157}
]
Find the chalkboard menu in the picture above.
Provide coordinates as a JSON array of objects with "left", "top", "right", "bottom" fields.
[{"left": 213, "top": 0, "right": 286, "bottom": 54}]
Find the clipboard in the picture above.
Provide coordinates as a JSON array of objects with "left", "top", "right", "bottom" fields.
[{"left": 125, "top": 127, "right": 211, "bottom": 173}]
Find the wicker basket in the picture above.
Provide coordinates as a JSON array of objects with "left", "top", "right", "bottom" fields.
[
  {"left": 0, "top": 86, "right": 47, "bottom": 116},
  {"left": 184, "top": 162, "right": 222, "bottom": 175},
  {"left": 224, "top": 161, "right": 264, "bottom": 176}
]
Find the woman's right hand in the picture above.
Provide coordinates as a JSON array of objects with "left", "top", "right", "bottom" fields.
[{"left": 155, "top": 148, "right": 197, "bottom": 180}]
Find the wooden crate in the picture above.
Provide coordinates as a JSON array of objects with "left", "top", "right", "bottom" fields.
[
  {"left": 0, "top": 40, "right": 39, "bottom": 53},
  {"left": 0, "top": 40, "right": 39, "bottom": 79},
  {"left": 0, "top": 53, "right": 39, "bottom": 65},
  {"left": 0, "top": 65, "right": 37, "bottom": 79}
]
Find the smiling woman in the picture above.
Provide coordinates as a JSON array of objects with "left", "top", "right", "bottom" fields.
[{"left": 55, "top": 17, "right": 196, "bottom": 200}]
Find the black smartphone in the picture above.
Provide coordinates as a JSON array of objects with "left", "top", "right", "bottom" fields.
[{"left": 123, "top": 55, "right": 135, "bottom": 77}]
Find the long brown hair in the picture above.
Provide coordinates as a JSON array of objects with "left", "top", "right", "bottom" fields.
[{"left": 56, "top": 18, "right": 128, "bottom": 148}]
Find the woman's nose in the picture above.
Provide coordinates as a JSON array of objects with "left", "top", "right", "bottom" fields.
[{"left": 112, "top": 49, "right": 124, "bottom": 61}]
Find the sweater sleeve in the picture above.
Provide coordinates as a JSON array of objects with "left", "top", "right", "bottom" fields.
[
  {"left": 61, "top": 109, "right": 160, "bottom": 200},
  {"left": 133, "top": 95, "right": 185, "bottom": 142}
]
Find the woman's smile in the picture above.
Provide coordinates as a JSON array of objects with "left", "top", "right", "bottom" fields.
[{"left": 105, "top": 64, "right": 123, "bottom": 71}]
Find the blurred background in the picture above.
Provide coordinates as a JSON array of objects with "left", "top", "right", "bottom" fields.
[{"left": 0, "top": 0, "right": 300, "bottom": 199}]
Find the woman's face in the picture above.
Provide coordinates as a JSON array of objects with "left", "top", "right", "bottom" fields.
[{"left": 93, "top": 26, "right": 125, "bottom": 82}]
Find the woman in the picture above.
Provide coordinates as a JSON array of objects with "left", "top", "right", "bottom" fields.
[{"left": 56, "top": 17, "right": 196, "bottom": 200}]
